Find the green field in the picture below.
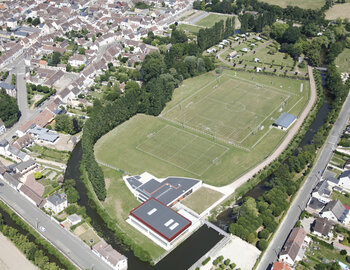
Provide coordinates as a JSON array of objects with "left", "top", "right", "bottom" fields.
[
  {"left": 182, "top": 187, "right": 223, "bottom": 214},
  {"left": 259, "top": 0, "right": 324, "bottom": 9},
  {"left": 179, "top": 23, "right": 202, "bottom": 34},
  {"left": 335, "top": 48, "right": 350, "bottom": 73},
  {"left": 326, "top": 2, "right": 350, "bottom": 19},
  {"left": 195, "top": 14, "right": 234, "bottom": 28},
  {"left": 95, "top": 70, "right": 309, "bottom": 186}
]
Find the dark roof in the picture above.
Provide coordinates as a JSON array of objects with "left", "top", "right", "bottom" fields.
[
  {"left": 125, "top": 176, "right": 142, "bottom": 189},
  {"left": 130, "top": 198, "right": 191, "bottom": 242},
  {"left": 14, "top": 159, "right": 36, "bottom": 172},
  {"left": 314, "top": 181, "right": 330, "bottom": 196},
  {"left": 308, "top": 197, "right": 326, "bottom": 210},
  {"left": 322, "top": 200, "right": 348, "bottom": 221},
  {"left": 339, "top": 170, "right": 350, "bottom": 179},
  {"left": 274, "top": 112, "right": 297, "bottom": 129},
  {"left": 0, "top": 139, "right": 9, "bottom": 147},
  {"left": 313, "top": 217, "right": 331, "bottom": 236},
  {"left": 3, "top": 172, "right": 21, "bottom": 187},
  {"left": 136, "top": 177, "right": 200, "bottom": 205},
  {"left": 47, "top": 193, "right": 66, "bottom": 206},
  {"left": 0, "top": 82, "right": 15, "bottom": 90},
  {"left": 326, "top": 176, "right": 340, "bottom": 185}
]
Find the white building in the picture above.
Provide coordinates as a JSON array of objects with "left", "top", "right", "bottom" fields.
[
  {"left": 93, "top": 240, "right": 127, "bottom": 270},
  {"left": 45, "top": 193, "right": 68, "bottom": 214},
  {"left": 320, "top": 200, "right": 350, "bottom": 224},
  {"left": 337, "top": 171, "right": 350, "bottom": 192}
]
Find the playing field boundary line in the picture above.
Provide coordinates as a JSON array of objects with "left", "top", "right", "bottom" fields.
[
  {"left": 185, "top": 144, "right": 216, "bottom": 171},
  {"left": 166, "top": 136, "right": 197, "bottom": 161},
  {"left": 160, "top": 74, "right": 225, "bottom": 117},
  {"left": 288, "top": 96, "right": 304, "bottom": 115},
  {"left": 238, "top": 95, "right": 290, "bottom": 144},
  {"left": 251, "top": 127, "right": 273, "bottom": 149},
  {"left": 161, "top": 117, "right": 251, "bottom": 151},
  {"left": 225, "top": 74, "right": 300, "bottom": 97}
]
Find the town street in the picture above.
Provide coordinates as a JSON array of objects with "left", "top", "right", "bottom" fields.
[
  {"left": 257, "top": 88, "right": 350, "bottom": 270},
  {"left": 0, "top": 181, "right": 113, "bottom": 270}
]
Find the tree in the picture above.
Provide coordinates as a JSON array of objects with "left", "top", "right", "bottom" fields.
[
  {"left": 0, "top": 90, "right": 20, "bottom": 127},
  {"left": 54, "top": 115, "right": 83, "bottom": 135},
  {"left": 78, "top": 48, "right": 86, "bottom": 55},
  {"left": 141, "top": 52, "right": 166, "bottom": 82},
  {"left": 34, "top": 172, "right": 43, "bottom": 180},
  {"left": 282, "top": 26, "right": 301, "bottom": 44},
  {"left": 271, "top": 23, "right": 289, "bottom": 41},
  {"left": 32, "top": 17, "right": 40, "bottom": 26},
  {"left": 66, "top": 63, "right": 72, "bottom": 72},
  {"left": 257, "top": 239, "right": 268, "bottom": 251}
]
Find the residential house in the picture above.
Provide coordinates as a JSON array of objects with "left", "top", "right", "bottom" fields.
[
  {"left": 320, "top": 200, "right": 350, "bottom": 224},
  {"left": 338, "top": 171, "right": 350, "bottom": 192},
  {"left": 68, "top": 54, "right": 87, "bottom": 67},
  {"left": 12, "top": 134, "right": 34, "bottom": 149},
  {"left": 28, "top": 126, "right": 59, "bottom": 144},
  {"left": 17, "top": 108, "right": 55, "bottom": 137},
  {"left": 6, "top": 145, "right": 29, "bottom": 161},
  {"left": 13, "top": 159, "right": 37, "bottom": 175},
  {"left": 312, "top": 217, "right": 332, "bottom": 238},
  {"left": 92, "top": 240, "right": 128, "bottom": 270},
  {"left": 0, "top": 82, "right": 16, "bottom": 97},
  {"left": 0, "top": 139, "right": 9, "bottom": 156},
  {"left": 312, "top": 181, "right": 332, "bottom": 204},
  {"left": 279, "top": 227, "right": 310, "bottom": 266},
  {"left": 19, "top": 184, "right": 44, "bottom": 207},
  {"left": 3, "top": 172, "right": 21, "bottom": 190},
  {"left": 45, "top": 193, "right": 68, "bottom": 214},
  {"left": 272, "top": 261, "right": 291, "bottom": 270},
  {"left": 0, "top": 118, "right": 5, "bottom": 135}
]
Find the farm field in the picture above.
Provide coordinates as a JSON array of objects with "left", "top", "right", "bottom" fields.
[
  {"left": 95, "top": 70, "right": 309, "bottom": 186},
  {"left": 326, "top": 3, "right": 350, "bottom": 19},
  {"left": 259, "top": 0, "right": 324, "bottom": 9},
  {"left": 335, "top": 48, "right": 350, "bottom": 73}
]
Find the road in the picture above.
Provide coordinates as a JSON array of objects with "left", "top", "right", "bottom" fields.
[
  {"left": 257, "top": 75, "right": 350, "bottom": 270},
  {"left": 0, "top": 181, "right": 113, "bottom": 270},
  {"left": 1, "top": 56, "right": 42, "bottom": 141}
]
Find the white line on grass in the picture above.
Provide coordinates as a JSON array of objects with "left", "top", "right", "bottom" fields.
[
  {"left": 288, "top": 96, "right": 304, "bottom": 115},
  {"left": 251, "top": 127, "right": 273, "bottom": 148}
]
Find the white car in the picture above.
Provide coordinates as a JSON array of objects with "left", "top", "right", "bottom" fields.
[{"left": 39, "top": 226, "right": 46, "bottom": 232}]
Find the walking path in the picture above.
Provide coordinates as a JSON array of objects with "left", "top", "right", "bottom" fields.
[{"left": 208, "top": 65, "right": 316, "bottom": 196}]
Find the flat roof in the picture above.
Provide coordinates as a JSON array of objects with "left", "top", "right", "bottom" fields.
[
  {"left": 274, "top": 112, "right": 297, "bottom": 128},
  {"left": 135, "top": 177, "right": 200, "bottom": 205},
  {"left": 130, "top": 198, "right": 191, "bottom": 242}
]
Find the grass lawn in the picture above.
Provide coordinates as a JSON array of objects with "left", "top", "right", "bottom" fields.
[
  {"left": 335, "top": 48, "right": 350, "bottom": 73},
  {"left": 195, "top": 14, "right": 234, "bottom": 28},
  {"left": 331, "top": 191, "right": 350, "bottom": 207},
  {"left": 259, "top": 0, "right": 324, "bottom": 9},
  {"left": 29, "top": 144, "right": 70, "bottom": 164},
  {"left": 79, "top": 228, "right": 101, "bottom": 246},
  {"left": 95, "top": 70, "right": 309, "bottom": 186},
  {"left": 181, "top": 187, "right": 223, "bottom": 214},
  {"left": 326, "top": 3, "right": 350, "bottom": 19},
  {"left": 179, "top": 23, "right": 203, "bottom": 34},
  {"left": 101, "top": 166, "right": 165, "bottom": 259}
]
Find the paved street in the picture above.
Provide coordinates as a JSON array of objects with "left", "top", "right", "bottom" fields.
[
  {"left": 0, "top": 181, "right": 113, "bottom": 270},
  {"left": 257, "top": 85, "right": 350, "bottom": 270}
]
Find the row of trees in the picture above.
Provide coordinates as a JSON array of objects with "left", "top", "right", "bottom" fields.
[
  {"left": 197, "top": 17, "right": 235, "bottom": 51},
  {"left": 0, "top": 89, "right": 20, "bottom": 127},
  {"left": 194, "top": 0, "right": 327, "bottom": 25}
]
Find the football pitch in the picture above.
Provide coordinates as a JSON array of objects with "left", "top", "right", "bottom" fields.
[
  {"left": 137, "top": 125, "right": 228, "bottom": 176},
  {"left": 161, "top": 73, "right": 300, "bottom": 148},
  {"left": 95, "top": 70, "right": 310, "bottom": 185}
]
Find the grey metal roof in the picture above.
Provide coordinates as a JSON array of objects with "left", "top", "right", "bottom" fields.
[
  {"left": 67, "top": 214, "right": 81, "bottom": 223},
  {"left": 130, "top": 198, "right": 191, "bottom": 242},
  {"left": 308, "top": 197, "right": 326, "bottom": 210},
  {"left": 0, "top": 82, "right": 15, "bottom": 90},
  {"left": 126, "top": 176, "right": 142, "bottom": 189},
  {"left": 14, "top": 159, "right": 36, "bottom": 172},
  {"left": 314, "top": 181, "right": 329, "bottom": 196},
  {"left": 136, "top": 177, "right": 200, "bottom": 206},
  {"left": 274, "top": 112, "right": 297, "bottom": 129},
  {"left": 322, "top": 200, "right": 347, "bottom": 221},
  {"left": 3, "top": 172, "right": 21, "bottom": 187},
  {"left": 339, "top": 170, "right": 350, "bottom": 179},
  {"left": 7, "top": 145, "right": 27, "bottom": 160},
  {"left": 47, "top": 193, "right": 66, "bottom": 206},
  {"left": 0, "top": 139, "right": 9, "bottom": 147},
  {"left": 29, "top": 126, "right": 59, "bottom": 142}
]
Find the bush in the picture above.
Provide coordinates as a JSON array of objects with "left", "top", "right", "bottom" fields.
[
  {"left": 257, "top": 239, "right": 268, "bottom": 251},
  {"left": 202, "top": 257, "right": 210, "bottom": 265},
  {"left": 341, "top": 249, "right": 347, "bottom": 256},
  {"left": 34, "top": 172, "right": 43, "bottom": 180},
  {"left": 258, "top": 229, "right": 270, "bottom": 239},
  {"left": 224, "top": 258, "right": 230, "bottom": 265},
  {"left": 65, "top": 204, "right": 78, "bottom": 215}
]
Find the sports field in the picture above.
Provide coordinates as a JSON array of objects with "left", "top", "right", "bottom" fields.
[
  {"left": 95, "top": 70, "right": 309, "bottom": 186},
  {"left": 195, "top": 14, "right": 234, "bottom": 28},
  {"left": 259, "top": 0, "right": 324, "bottom": 9}
]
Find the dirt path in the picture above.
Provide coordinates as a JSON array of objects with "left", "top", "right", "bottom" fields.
[
  {"left": 209, "top": 65, "right": 317, "bottom": 196},
  {"left": 0, "top": 233, "right": 38, "bottom": 270}
]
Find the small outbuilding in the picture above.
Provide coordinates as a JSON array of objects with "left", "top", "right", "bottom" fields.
[{"left": 273, "top": 112, "right": 297, "bottom": 130}]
